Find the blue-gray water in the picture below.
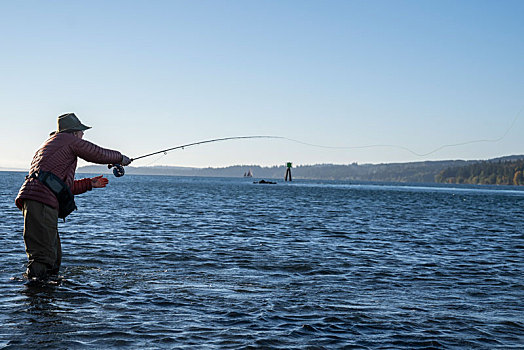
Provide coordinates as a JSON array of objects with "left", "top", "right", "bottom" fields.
[{"left": 1, "top": 171, "right": 523, "bottom": 349}]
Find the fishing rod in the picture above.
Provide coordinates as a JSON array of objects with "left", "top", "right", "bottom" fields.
[{"left": 108, "top": 135, "right": 283, "bottom": 177}]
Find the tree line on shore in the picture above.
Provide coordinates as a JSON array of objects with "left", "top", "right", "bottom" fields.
[{"left": 435, "top": 158, "right": 524, "bottom": 185}]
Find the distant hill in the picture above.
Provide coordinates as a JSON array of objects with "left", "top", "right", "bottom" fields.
[
  {"left": 436, "top": 156, "right": 524, "bottom": 185},
  {"left": 77, "top": 155, "right": 524, "bottom": 184},
  {"left": 0, "top": 167, "right": 26, "bottom": 172}
]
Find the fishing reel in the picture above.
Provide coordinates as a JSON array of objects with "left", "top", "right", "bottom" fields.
[{"left": 108, "top": 163, "right": 125, "bottom": 177}]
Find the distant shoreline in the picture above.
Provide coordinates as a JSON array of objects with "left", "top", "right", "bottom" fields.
[{"left": 76, "top": 154, "right": 524, "bottom": 184}]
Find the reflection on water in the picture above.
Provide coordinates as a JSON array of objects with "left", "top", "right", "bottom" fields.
[
  {"left": 19, "top": 284, "right": 67, "bottom": 347},
  {"left": 1, "top": 172, "right": 523, "bottom": 348}
]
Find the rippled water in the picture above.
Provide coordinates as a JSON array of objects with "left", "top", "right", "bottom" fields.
[{"left": 1, "top": 171, "right": 523, "bottom": 349}]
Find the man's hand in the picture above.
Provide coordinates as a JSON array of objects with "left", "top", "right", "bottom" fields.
[
  {"left": 121, "top": 155, "right": 132, "bottom": 166},
  {"left": 91, "top": 175, "right": 109, "bottom": 188}
]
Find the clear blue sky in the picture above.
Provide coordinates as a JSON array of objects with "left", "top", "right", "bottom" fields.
[{"left": 1, "top": 0, "right": 523, "bottom": 169}]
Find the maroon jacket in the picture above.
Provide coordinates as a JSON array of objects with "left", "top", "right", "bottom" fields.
[{"left": 16, "top": 132, "right": 123, "bottom": 211}]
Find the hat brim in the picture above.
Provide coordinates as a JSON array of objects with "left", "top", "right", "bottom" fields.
[
  {"left": 50, "top": 124, "right": 92, "bottom": 136},
  {"left": 74, "top": 124, "right": 91, "bottom": 132}
]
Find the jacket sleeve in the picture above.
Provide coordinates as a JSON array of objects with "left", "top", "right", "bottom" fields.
[
  {"left": 71, "top": 138, "right": 123, "bottom": 165},
  {"left": 73, "top": 178, "right": 93, "bottom": 195}
]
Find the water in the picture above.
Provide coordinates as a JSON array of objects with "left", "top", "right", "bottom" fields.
[{"left": 1, "top": 171, "right": 523, "bottom": 349}]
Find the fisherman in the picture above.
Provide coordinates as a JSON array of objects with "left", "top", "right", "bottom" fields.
[{"left": 15, "top": 113, "right": 132, "bottom": 281}]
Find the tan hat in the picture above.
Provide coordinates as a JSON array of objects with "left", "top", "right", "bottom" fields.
[{"left": 52, "top": 113, "right": 91, "bottom": 135}]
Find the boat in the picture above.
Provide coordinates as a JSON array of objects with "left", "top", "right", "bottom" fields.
[{"left": 254, "top": 180, "right": 276, "bottom": 184}]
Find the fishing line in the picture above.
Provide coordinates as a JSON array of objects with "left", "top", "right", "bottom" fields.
[
  {"left": 408, "top": 105, "right": 524, "bottom": 157},
  {"left": 108, "top": 106, "right": 522, "bottom": 177},
  {"left": 285, "top": 105, "right": 524, "bottom": 157},
  {"left": 143, "top": 152, "right": 169, "bottom": 167}
]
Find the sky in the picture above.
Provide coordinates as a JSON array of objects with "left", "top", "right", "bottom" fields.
[{"left": 1, "top": 0, "right": 523, "bottom": 169}]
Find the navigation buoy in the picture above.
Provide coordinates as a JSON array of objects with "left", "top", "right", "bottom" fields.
[{"left": 285, "top": 162, "right": 292, "bottom": 181}]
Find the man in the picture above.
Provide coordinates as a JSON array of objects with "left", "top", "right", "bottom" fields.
[{"left": 15, "top": 113, "right": 132, "bottom": 281}]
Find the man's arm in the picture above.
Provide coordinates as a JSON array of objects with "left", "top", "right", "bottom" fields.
[
  {"left": 71, "top": 138, "right": 123, "bottom": 165},
  {"left": 72, "top": 175, "right": 109, "bottom": 195}
]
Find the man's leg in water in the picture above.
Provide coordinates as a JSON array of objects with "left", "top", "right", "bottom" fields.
[
  {"left": 23, "top": 199, "right": 60, "bottom": 279},
  {"left": 48, "top": 232, "right": 62, "bottom": 276}
]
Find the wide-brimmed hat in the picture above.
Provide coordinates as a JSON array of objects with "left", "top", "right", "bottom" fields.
[{"left": 51, "top": 113, "right": 91, "bottom": 135}]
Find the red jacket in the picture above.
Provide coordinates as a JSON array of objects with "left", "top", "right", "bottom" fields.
[{"left": 16, "top": 132, "right": 123, "bottom": 211}]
